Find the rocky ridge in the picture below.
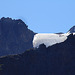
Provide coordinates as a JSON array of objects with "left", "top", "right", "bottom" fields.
[
  {"left": 0, "top": 34, "right": 75, "bottom": 75},
  {"left": 0, "top": 17, "right": 35, "bottom": 56}
]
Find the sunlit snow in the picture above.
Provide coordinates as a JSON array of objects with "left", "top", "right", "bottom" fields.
[{"left": 33, "top": 33, "right": 71, "bottom": 48}]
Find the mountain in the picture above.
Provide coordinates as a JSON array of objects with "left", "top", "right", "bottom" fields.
[
  {"left": 0, "top": 34, "right": 75, "bottom": 75},
  {"left": 0, "top": 17, "right": 35, "bottom": 56},
  {"left": 68, "top": 25, "right": 75, "bottom": 33}
]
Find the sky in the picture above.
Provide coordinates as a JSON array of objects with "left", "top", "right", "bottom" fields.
[{"left": 0, "top": 0, "right": 75, "bottom": 33}]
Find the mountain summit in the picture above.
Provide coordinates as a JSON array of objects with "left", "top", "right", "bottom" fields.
[
  {"left": 68, "top": 26, "right": 75, "bottom": 33},
  {"left": 0, "top": 17, "right": 35, "bottom": 56}
]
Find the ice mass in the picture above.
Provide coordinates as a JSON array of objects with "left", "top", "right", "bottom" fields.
[{"left": 33, "top": 26, "right": 75, "bottom": 48}]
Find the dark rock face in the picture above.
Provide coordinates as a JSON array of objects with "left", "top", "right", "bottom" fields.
[
  {"left": 68, "top": 26, "right": 75, "bottom": 33},
  {"left": 0, "top": 34, "right": 75, "bottom": 75},
  {"left": 0, "top": 17, "right": 35, "bottom": 56}
]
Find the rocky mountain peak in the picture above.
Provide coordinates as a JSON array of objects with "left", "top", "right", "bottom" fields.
[
  {"left": 0, "top": 17, "right": 35, "bottom": 56},
  {"left": 68, "top": 25, "right": 75, "bottom": 33}
]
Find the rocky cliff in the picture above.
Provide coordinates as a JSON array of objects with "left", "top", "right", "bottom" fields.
[{"left": 0, "top": 17, "right": 35, "bottom": 56}]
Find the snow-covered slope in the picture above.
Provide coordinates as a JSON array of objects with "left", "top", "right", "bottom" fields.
[
  {"left": 33, "top": 33, "right": 71, "bottom": 48},
  {"left": 33, "top": 25, "right": 75, "bottom": 48}
]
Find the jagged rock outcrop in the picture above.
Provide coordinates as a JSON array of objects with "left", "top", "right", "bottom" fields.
[
  {"left": 68, "top": 25, "right": 75, "bottom": 33},
  {"left": 0, "top": 17, "right": 35, "bottom": 56},
  {"left": 0, "top": 34, "right": 75, "bottom": 75}
]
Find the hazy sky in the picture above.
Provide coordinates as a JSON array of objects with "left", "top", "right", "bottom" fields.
[{"left": 0, "top": 0, "right": 75, "bottom": 33}]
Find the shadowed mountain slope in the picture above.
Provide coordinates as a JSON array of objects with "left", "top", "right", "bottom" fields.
[
  {"left": 0, "top": 34, "right": 75, "bottom": 75},
  {"left": 0, "top": 17, "right": 35, "bottom": 56}
]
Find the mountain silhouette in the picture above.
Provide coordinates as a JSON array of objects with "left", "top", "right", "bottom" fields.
[
  {"left": 0, "top": 18, "right": 75, "bottom": 75},
  {"left": 0, "top": 17, "right": 35, "bottom": 56},
  {"left": 0, "top": 34, "right": 75, "bottom": 75}
]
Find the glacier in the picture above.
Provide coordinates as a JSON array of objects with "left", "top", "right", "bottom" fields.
[{"left": 33, "top": 33, "right": 75, "bottom": 48}]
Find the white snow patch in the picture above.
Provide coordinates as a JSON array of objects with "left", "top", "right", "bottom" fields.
[{"left": 33, "top": 33, "right": 70, "bottom": 48}]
